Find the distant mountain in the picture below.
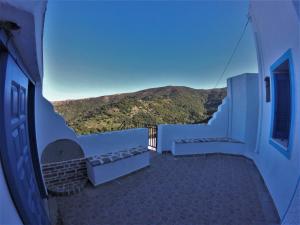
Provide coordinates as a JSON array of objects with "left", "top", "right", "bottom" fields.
[{"left": 53, "top": 86, "right": 227, "bottom": 134}]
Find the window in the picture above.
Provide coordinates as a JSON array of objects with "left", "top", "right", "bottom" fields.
[
  {"left": 270, "top": 50, "right": 294, "bottom": 157},
  {"left": 272, "top": 62, "right": 291, "bottom": 146},
  {"left": 264, "top": 77, "right": 270, "bottom": 102}
]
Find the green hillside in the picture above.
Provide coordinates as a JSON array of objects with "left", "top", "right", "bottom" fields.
[{"left": 53, "top": 86, "right": 226, "bottom": 135}]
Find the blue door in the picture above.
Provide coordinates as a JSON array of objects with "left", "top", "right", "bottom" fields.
[{"left": 0, "top": 52, "right": 50, "bottom": 224}]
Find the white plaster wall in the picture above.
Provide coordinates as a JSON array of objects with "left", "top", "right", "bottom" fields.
[
  {"left": 228, "top": 75, "right": 247, "bottom": 142},
  {"left": 158, "top": 73, "right": 259, "bottom": 154},
  {"left": 35, "top": 83, "right": 78, "bottom": 159},
  {"left": 208, "top": 97, "right": 229, "bottom": 129},
  {"left": 249, "top": 0, "right": 300, "bottom": 219},
  {"left": 78, "top": 128, "right": 148, "bottom": 156},
  {"left": 245, "top": 75, "right": 259, "bottom": 152},
  {"left": 34, "top": 83, "right": 149, "bottom": 158},
  {"left": 157, "top": 124, "right": 226, "bottom": 153},
  {"left": 0, "top": 162, "right": 23, "bottom": 225},
  {"left": 227, "top": 73, "right": 259, "bottom": 151}
]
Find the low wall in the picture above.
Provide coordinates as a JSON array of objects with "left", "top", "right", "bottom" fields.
[
  {"left": 78, "top": 128, "right": 149, "bottom": 156},
  {"left": 41, "top": 128, "right": 149, "bottom": 194},
  {"left": 157, "top": 74, "right": 259, "bottom": 154},
  {"left": 157, "top": 124, "right": 226, "bottom": 153}
]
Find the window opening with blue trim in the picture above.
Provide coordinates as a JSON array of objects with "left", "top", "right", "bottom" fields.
[{"left": 272, "top": 59, "right": 291, "bottom": 148}]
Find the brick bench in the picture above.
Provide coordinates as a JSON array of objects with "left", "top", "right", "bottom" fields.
[
  {"left": 86, "top": 146, "right": 150, "bottom": 186},
  {"left": 172, "top": 137, "right": 245, "bottom": 156}
]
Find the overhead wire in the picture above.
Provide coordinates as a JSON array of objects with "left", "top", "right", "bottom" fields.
[{"left": 213, "top": 17, "right": 250, "bottom": 88}]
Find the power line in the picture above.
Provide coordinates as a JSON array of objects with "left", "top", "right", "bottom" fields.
[{"left": 213, "top": 17, "right": 250, "bottom": 88}]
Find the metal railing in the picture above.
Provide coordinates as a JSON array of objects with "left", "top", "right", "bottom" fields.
[
  {"left": 148, "top": 125, "right": 157, "bottom": 149},
  {"left": 118, "top": 121, "right": 158, "bottom": 150}
]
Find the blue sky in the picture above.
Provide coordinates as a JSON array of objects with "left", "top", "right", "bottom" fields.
[{"left": 43, "top": 0, "right": 258, "bottom": 101}]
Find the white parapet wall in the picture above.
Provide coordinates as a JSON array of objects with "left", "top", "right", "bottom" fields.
[
  {"left": 35, "top": 83, "right": 79, "bottom": 159},
  {"left": 35, "top": 84, "right": 149, "bottom": 159},
  {"left": 158, "top": 73, "right": 259, "bottom": 155},
  {"left": 157, "top": 123, "right": 227, "bottom": 153},
  {"left": 78, "top": 128, "right": 149, "bottom": 156},
  {"left": 35, "top": 83, "right": 149, "bottom": 159},
  {"left": 157, "top": 94, "right": 229, "bottom": 153}
]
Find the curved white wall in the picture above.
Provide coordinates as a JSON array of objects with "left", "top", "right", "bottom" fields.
[{"left": 249, "top": 0, "right": 300, "bottom": 219}]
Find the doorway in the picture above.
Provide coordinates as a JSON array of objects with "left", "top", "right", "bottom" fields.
[{"left": 0, "top": 45, "right": 50, "bottom": 225}]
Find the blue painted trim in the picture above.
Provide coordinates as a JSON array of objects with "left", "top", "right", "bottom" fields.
[{"left": 269, "top": 49, "right": 295, "bottom": 159}]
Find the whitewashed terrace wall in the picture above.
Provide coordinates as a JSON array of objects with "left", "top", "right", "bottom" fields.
[
  {"left": 35, "top": 84, "right": 79, "bottom": 159},
  {"left": 78, "top": 128, "right": 149, "bottom": 157},
  {"left": 157, "top": 73, "right": 259, "bottom": 154},
  {"left": 35, "top": 89, "right": 149, "bottom": 158},
  {"left": 157, "top": 123, "right": 226, "bottom": 153}
]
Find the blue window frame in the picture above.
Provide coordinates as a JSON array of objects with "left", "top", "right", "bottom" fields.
[{"left": 269, "top": 49, "right": 295, "bottom": 158}]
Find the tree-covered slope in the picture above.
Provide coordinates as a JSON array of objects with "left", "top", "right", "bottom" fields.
[{"left": 53, "top": 86, "right": 226, "bottom": 134}]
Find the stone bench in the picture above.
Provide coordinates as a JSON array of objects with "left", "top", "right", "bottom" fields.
[
  {"left": 86, "top": 146, "right": 150, "bottom": 186},
  {"left": 172, "top": 137, "right": 245, "bottom": 156}
]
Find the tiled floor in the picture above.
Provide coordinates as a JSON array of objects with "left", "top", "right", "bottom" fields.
[{"left": 52, "top": 152, "right": 280, "bottom": 225}]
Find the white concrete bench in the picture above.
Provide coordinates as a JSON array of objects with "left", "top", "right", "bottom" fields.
[
  {"left": 172, "top": 137, "right": 245, "bottom": 156},
  {"left": 86, "top": 146, "right": 150, "bottom": 186}
]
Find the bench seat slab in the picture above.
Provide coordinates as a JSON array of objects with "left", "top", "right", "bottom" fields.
[
  {"left": 87, "top": 150, "right": 150, "bottom": 186},
  {"left": 172, "top": 139, "right": 245, "bottom": 156}
]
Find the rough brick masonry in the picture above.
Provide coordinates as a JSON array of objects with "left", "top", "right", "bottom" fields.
[{"left": 42, "top": 158, "right": 88, "bottom": 196}]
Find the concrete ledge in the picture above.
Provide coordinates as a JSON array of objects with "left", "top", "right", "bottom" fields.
[
  {"left": 172, "top": 141, "right": 245, "bottom": 156},
  {"left": 174, "top": 137, "right": 243, "bottom": 144},
  {"left": 87, "top": 151, "right": 150, "bottom": 186},
  {"left": 86, "top": 146, "right": 148, "bottom": 166}
]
